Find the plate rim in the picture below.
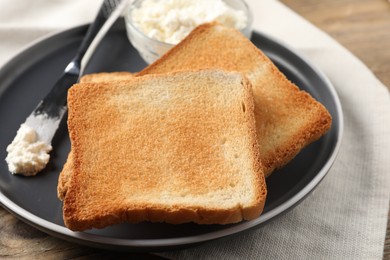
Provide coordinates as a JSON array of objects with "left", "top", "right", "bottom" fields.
[{"left": 0, "top": 22, "right": 344, "bottom": 250}]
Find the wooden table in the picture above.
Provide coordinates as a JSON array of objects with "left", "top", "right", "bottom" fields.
[
  {"left": 281, "top": 0, "right": 390, "bottom": 91},
  {"left": 1, "top": 0, "right": 389, "bottom": 258}
]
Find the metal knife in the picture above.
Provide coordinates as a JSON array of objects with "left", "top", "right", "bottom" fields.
[{"left": 6, "top": 0, "right": 128, "bottom": 175}]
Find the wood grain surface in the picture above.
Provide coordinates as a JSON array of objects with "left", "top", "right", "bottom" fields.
[
  {"left": 1, "top": 0, "right": 389, "bottom": 258},
  {"left": 281, "top": 0, "right": 390, "bottom": 90}
]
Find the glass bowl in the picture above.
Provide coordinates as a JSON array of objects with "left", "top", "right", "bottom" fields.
[{"left": 124, "top": 0, "right": 253, "bottom": 64}]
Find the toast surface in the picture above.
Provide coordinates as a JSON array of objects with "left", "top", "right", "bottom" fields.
[
  {"left": 57, "top": 72, "right": 134, "bottom": 200},
  {"left": 139, "top": 23, "right": 332, "bottom": 176},
  {"left": 63, "top": 70, "right": 266, "bottom": 231}
]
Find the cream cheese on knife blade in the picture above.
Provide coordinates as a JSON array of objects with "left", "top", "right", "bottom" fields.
[{"left": 6, "top": 123, "right": 52, "bottom": 176}]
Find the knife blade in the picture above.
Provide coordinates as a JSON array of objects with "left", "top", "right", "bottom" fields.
[{"left": 5, "top": 0, "right": 128, "bottom": 176}]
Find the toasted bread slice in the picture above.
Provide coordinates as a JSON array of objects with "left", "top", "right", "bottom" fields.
[
  {"left": 138, "top": 23, "right": 332, "bottom": 176},
  {"left": 63, "top": 70, "right": 266, "bottom": 231},
  {"left": 57, "top": 72, "right": 134, "bottom": 201},
  {"left": 57, "top": 151, "right": 74, "bottom": 201},
  {"left": 79, "top": 72, "right": 133, "bottom": 83}
]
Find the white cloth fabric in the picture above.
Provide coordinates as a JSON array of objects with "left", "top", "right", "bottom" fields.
[{"left": 0, "top": 0, "right": 389, "bottom": 259}]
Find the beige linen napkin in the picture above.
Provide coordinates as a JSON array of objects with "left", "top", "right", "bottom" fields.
[{"left": 0, "top": 0, "right": 389, "bottom": 259}]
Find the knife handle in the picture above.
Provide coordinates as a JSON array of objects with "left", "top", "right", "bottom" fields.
[
  {"left": 33, "top": 0, "right": 123, "bottom": 118},
  {"left": 74, "top": 0, "right": 122, "bottom": 62}
]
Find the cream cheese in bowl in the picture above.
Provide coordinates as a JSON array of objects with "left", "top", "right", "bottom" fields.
[
  {"left": 125, "top": 0, "right": 253, "bottom": 64},
  {"left": 131, "top": 0, "right": 248, "bottom": 45}
]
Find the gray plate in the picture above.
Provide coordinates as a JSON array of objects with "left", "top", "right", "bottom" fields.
[{"left": 0, "top": 20, "right": 343, "bottom": 251}]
